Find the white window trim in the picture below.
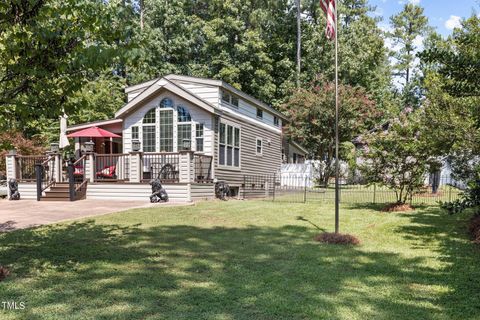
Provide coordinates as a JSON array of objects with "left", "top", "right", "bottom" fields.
[
  {"left": 256, "top": 108, "right": 263, "bottom": 119},
  {"left": 217, "top": 121, "right": 241, "bottom": 170},
  {"left": 256, "top": 137, "right": 263, "bottom": 156},
  {"left": 195, "top": 123, "right": 205, "bottom": 153},
  {"left": 273, "top": 116, "right": 280, "bottom": 127},
  {"left": 221, "top": 90, "right": 239, "bottom": 108}
]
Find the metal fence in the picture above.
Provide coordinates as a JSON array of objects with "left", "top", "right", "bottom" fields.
[{"left": 242, "top": 174, "right": 463, "bottom": 205}]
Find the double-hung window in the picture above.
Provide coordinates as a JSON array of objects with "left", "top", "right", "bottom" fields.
[
  {"left": 159, "top": 109, "right": 173, "bottom": 152},
  {"left": 177, "top": 105, "right": 192, "bottom": 150},
  {"left": 256, "top": 138, "right": 263, "bottom": 155},
  {"left": 196, "top": 124, "right": 204, "bottom": 152},
  {"left": 158, "top": 98, "right": 174, "bottom": 152},
  {"left": 256, "top": 108, "right": 263, "bottom": 119},
  {"left": 132, "top": 126, "right": 139, "bottom": 140},
  {"left": 221, "top": 90, "right": 239, "bottom": 108},
  {"left": 142, "top": 109, "right": 156, "bottom": 152},
  {"left": 274, "top": 116, "right": 279, "bottom": 127},
  {"left": 219, "top": 123, "right": 240, "bottom": 168}
]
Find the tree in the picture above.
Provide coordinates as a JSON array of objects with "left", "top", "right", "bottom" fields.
[
  {"left": 420, "top": 15, "right": 480, "bottom": 180},
  {"left": 389, "top": 3, "right": 429, "bottom": 86},
  {"left": 295, "top": 0, "right": 301, "bottom": 88},
  {"left": 0, "top": 0, "right": 134, "bottom": 136},
  {"left": 0, "top": 131, "right": 46, "bottom": 176},
  {"left": 280, "top": 77, "right": 382, "bottom": 184},
  {"left": 301, "top": 0, "right": 394, "bottom": 116},
  {"left": 421, "top": 15, "right": 480, "bottom": 98},
  {"left": 359, "top": 110, "right": 431, "bottom": 205}
]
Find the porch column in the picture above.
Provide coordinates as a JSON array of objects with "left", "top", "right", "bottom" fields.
[
  {"left": 85, "top": 152, "right": 95, "bottom": 182},
  {"left": 129, "top": 151, "right": 143, "bottom": 183},
  {"left": 179, "top": 151, "right": 194, "bottom": 183},
  {"left": 53, "top": 152, "right": 62, "bottom": 182},
  {"left": 5, "top": 151, "right": 17, "bottom": 181},
  {"left": 5, "top": 151, "right": 17, "bottom": 198}
]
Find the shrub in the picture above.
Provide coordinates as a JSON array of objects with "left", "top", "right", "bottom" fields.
[
  {"left": 440, "top": 178, "right": 480, "bottom": 214},
  {"left": 359, "top": 111, "right": 431, "bottom": 205},
  {"left": 0, "top": 130, "right": 46, "bottom": 175},
  {"left": 314, "top": 232, "right": 360, "bottom": 245}
]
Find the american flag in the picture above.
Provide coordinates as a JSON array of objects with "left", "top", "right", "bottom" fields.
[{"left": 319, "top": 0, "right": 336, "bottom": 40}]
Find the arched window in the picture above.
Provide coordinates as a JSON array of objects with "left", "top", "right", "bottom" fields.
[
  {"left": 177, "top": 105, "right": 191, "bottom": 122},
  {"left": 143, "top": 108, "right": 156, "bottom": 124},
  {"left": 159, "top": 98, "right": 174, "bottom": 108},
  {"left": 142, "top": 108, "right": 156, "bottom": 152}
]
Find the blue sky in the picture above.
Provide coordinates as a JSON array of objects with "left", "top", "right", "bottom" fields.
[{"left": 369, "top": 0, "right": 479, "bottom": 37}]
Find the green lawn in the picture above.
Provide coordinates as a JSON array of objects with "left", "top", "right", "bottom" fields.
[{"left": 1, "top": 200, "right": 479, "bottom": 319}]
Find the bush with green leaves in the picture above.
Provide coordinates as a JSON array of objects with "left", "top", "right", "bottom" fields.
[
  {"left": 440, "top": 176, "right": 480, "bottom": 215},
  {"left": 359, "top": 110, "right": 432, "bottom": 205}
]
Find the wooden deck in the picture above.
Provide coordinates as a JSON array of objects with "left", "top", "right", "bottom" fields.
[{"left": 17, "top": 182, "right": 215, "bottom": 202}]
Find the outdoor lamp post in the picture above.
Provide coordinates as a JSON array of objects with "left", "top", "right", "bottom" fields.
[
  {"left": 50, "top": 142, "right": 59, "bottom": 153},
  {"left": 182, "top": 139, "right": 191, "bottom": 151},
  {"left": 132, "top": 139, "right": 141, "bottom": 152},
  {"left": 84, "top": 140, "right": 94, "bottom": 153}
]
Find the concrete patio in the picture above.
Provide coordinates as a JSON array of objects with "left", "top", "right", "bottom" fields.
[{"left": 0, "top": 199, "right": 192, "bottom": 231}]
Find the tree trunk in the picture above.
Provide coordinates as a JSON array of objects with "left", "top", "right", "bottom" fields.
[
  {"left": 296, "top": 0, "right": 301, "bottom": 88},
  {"left": 140, "top": 0, "right": 144, "bottom": 31}
]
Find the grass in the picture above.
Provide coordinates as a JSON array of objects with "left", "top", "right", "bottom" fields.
[{"left": 0, "top": 200, "right": 480, "bottom": 319}]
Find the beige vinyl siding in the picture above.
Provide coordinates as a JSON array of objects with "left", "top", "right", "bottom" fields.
[
  {"left": 190, "top": 183, "right": 215, "bottom": 201},
  {"left": 173, "top": 81, "right": 220, "bottom": 107},
  {"left": 220, "top": 96, "right": 282, "bottom": 129},
  {"left": 87, "top": 183, "right": 190, "bottom": 202},
  {"left": 214, "top": 113, "right": 282, "bottom": 186},
  {"left": 122, "top": 90, "right": 214, "bottom": 155},
  {"left": 127, "top": 88, "right": 147, "bottom": 102},
  {"left": 16, "top": 182, "right": 37, "bottom": 199}
]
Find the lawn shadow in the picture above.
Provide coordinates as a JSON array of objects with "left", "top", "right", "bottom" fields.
[
  {"left": 0, "top": 216, "right": 466, "bottom": 319},
  {"left": 394, "top": 206, "right": 480, "bottom": 319},
  {"left": 296, "top": 215, "right": 327, "bottom": 231},
  {"left": 345, "top": 202, "right": 431, "bottom": 212}
]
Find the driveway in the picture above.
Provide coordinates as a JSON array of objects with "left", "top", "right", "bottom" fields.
[{"left": 0, "top": 199, "right": 191, "bottom": 232}]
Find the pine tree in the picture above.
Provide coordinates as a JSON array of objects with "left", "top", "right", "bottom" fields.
[{"left": 389, "top": 3, "right": 429, "bottom": 86}]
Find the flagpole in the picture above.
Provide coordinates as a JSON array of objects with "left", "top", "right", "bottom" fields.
[{"left": 334, "top": 0, "right": 340, "bottom": 234}]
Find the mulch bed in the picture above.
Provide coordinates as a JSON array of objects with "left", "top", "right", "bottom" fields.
[
  {"left": 314, "top": 232, "right": 360, "bottom": 245},
  {"left": 469, "top": 215, "right": 480, "bottom": 244},
  {"left": 0, "top": 266, "right": 10, "bottom": 281},
  {"left": 382, "top": 203, "right": 415, "bottom": 212}
]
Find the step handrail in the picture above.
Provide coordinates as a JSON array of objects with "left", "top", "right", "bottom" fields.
[
  {"left": 75, "top": 179, "right": 88, "bottom": 193},
  {"left": 35, "top": 155, "right": 56, "bottom": 201},
  {"left": 73, "top": 155, "right": 86, "bottom": 166}
]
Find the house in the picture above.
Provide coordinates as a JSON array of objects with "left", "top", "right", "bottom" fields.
[{"left": 6, "top": 75, "right": 307, "bottom": 201}]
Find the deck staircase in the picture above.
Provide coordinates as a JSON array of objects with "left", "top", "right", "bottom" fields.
[{"left": 39, "top": 182, "right": 87, "bottom": 201}]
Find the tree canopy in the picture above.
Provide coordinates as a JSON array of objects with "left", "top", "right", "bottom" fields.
[{"left": 0, "top": 0, "right": 396, "bottom": 140}]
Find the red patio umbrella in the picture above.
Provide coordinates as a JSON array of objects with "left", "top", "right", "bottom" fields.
[
  {"left": 67, "top": 126, "right": 121, "bottom": 154},
  {"left": 67, "top": 126, "right": 121, "bottom": 138}
]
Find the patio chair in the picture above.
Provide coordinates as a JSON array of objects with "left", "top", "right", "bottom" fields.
[
  {"left": 73, "top": 165, "right": 84, "bottom": 177},
  {"left": 96, "top": 165, "right": 116, "bottom": 179}
]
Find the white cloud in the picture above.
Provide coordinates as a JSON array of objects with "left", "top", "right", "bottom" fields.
[
  {"left": 373, "top": 7, "right": 384, "bottom": 16},
  {"left": 445, "top": 15, "right": 462, "bottom": 30},
  {"left": 413, "top": 35, "right": 424, "bottom": 48}
]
